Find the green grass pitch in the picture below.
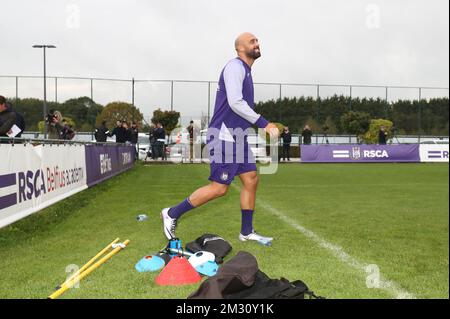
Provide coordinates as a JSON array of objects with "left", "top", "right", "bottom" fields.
[{"left": 0, "top": 163, "right": 448, "bottom": 299}]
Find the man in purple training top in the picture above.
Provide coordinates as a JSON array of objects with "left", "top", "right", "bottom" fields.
[{"left": 161, "top": 32, "right": 279, "bottom": 243}]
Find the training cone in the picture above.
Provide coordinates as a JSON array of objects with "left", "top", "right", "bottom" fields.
[
  {"left": 155, "top": 256, "right": 202, "bottom": 286},
  {"left": 135, "top": 255, "right": 165, "bottom": 272}
]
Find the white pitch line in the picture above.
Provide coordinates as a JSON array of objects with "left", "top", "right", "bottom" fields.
[{"left": 230, "top": 183, "right": 416, "bottom": 299}]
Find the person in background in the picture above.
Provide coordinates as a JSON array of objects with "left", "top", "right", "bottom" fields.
[
  {"left": 0, "top": 95, "right": 17, "bottom": 141},
  {"left": 123, "top": 121, "right": 131, "bottom": 144},
  {"left": 5, "top": 100, "right": 25, "bottom": 138},
  {"left": 154, "top": 122, "right": 166, "bottom": 160},
  {"left": 149, "top": 124, "right": 157, "bottom": 160},
  {"left": 378, "top": 125, "right": 388, "bottom": 145},
  {"left": 280, "top": 126, "right": 292, "bottom": 161},
  {"left": 47, "top": 110, "right": 63, "bottom": 140},
  {"left": 130, "top": 122, "right": 139, "bottom": 145},
  {"left": 129, "top": 121, "right": 139, "bottom": 159},
  {"left": 186, "top": 120, "right": 198, "bottom": 162},
  {"left": 301, "top": 124, "right": 312, "bottom": 145},
  {"left": 109, "top": 120, "right": 127, "bottom": 143},
  {"left": 0, "top": 96, "right": 25, "bottom": 139},
  {"left": 94, "top": 121, "right": 110, "bottom": 142}
]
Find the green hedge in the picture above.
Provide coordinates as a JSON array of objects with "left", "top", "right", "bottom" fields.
[{"left": 255, "top": 96, "right": 449, "bottom": 136}]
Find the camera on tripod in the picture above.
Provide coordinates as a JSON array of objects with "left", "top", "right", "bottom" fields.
[{"left": 390, "top": 124, "right": 400, "bottom": 144}]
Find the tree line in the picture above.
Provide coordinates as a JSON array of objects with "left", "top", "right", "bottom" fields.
[
  {"left": 255, "top": 95, "right": 449, "bottom": 136},
  {"left": 7, "top": 96, "right": 180, "bottom": 134},
  {"left": 5, "top": 95, "right": 449, "bottom": 136},
  {"left": 10, "top": 97, "right": 103, "bottom": 132}
]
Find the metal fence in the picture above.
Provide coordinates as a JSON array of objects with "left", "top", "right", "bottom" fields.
[
  {"left": 1, "top": 75, "right": 448, "bottom": 133},
  {"left": 18, "top": 131, "right": 449, "bottom": 146}
]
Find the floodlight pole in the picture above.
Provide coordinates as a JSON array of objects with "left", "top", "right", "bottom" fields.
[{"left": 33, "top": 44, "right": 56, "bottom": 139}]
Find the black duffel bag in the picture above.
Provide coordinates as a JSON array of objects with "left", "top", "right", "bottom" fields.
[{"left": 185, "top": 234, "right": 232, "bottom": 264}]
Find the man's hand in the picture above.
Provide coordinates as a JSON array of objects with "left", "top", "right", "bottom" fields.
[{"left": 265, "top": 123, "right": 279, "bottom": 138}]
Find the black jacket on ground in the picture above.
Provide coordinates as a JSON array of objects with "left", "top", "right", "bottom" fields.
[
  {"left": 188, "top": 251, "right": 320, "bottom": 299},
  {"left": 95, "top": 125, "right": 110, "bottom": 142}
]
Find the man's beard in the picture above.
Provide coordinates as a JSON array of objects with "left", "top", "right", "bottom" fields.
[{"left": 247, "top": 49, "right": 261, "bottom": 60}]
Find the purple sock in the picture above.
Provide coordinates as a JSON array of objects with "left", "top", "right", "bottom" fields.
[
  {"left": 168, "top": 198, "right": 194, "bottom": 219},
  {"left": 241, "top": 209, "right": 254, "bottom": 235}
]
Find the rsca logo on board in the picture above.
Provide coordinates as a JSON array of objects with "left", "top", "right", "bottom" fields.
[
  {"left": 363, "top": 149, "right": 389, "bottom": 158},
  {"left": 0, "top": 167, "right": 84, "bottom": 211},
  {"left": 100, "top": 154, "right": 112, "bottom": 174},
  {"left": 333, "top": 147, "right": 389, "bottom": 160}
]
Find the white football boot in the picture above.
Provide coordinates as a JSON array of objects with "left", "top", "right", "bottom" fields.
[
  {"left": 239, "top": 231, "right": 273, "bottom": 245},
  {"left": 161, "top": 207, "right": 177, "bottom": 240}
]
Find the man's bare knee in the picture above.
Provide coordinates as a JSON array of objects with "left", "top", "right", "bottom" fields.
[
  {"left": 244, "top": 174, "right": 259, "bottom": 189},
  {"left": 212, "top": 183, "right": 228, "bottom": 198}
]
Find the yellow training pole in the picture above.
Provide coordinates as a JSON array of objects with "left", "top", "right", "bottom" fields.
[
  {"left": 48, "top": 239, "right": 130, "bottom": 299},
  {"left": 61, "top": 238, "right": 120, "bottom": 286}
]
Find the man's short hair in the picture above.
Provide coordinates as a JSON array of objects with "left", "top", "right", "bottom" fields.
[{"left": 0, "top": 95, "right": 6, "bottom": 105}]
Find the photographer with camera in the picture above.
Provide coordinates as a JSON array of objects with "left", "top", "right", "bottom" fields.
[{"left": 46, "top": 109, "right": 63, "bottom": 140}]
